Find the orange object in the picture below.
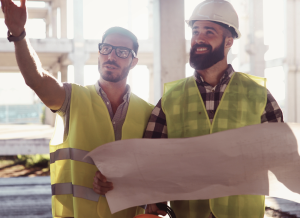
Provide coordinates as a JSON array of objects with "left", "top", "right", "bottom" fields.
[{"left": 133, "top": 203, "right": 176, "bottom": 218}]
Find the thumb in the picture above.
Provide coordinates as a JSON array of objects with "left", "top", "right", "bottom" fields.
[{"left": 20, "top": 0, "right": 26, "bottom": 8}]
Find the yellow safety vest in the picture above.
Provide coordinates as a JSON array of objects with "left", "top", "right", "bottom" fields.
[
  {"left": 49, "top": 84, "right": 154, "bottom": 218},
  {"left": 161, "top": 72, "right": 267, "bottom": 218}
]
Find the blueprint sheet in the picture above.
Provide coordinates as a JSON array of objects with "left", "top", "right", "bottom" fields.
[{"left": 85, "top": 123, "right": 300, "bottom": 214}]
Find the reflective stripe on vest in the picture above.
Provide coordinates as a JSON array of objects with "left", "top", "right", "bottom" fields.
[
  {"left": 52, "top": 183, "right": 101, "bottom": 201},
  {"left": 50, "top": 148, "right": 94, "bottom": 165},
  {"left": 162, "top": 72, "right": 267, "bottom": 218},
  {"left": 50, "top": 84, "right": 154, "bottom": 218},
  {"left": 52, "top": 182, "right": 147, "bottom": 210}
]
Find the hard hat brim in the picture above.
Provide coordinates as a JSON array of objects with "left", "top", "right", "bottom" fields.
[{"left": 185, "top": 19, "right": 241, "bottom": 39}]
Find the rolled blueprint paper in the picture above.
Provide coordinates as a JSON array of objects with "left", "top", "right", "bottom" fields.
[{"left": 85, "top": 123, "right": 300, "bottom": 214}]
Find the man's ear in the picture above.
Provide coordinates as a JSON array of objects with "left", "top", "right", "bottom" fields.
[
  {"left": 130, "top": 57, "right": 139, "bottom": 69},
  {"left": 225, "top": 37, "right": 234, "bottom": 48}
]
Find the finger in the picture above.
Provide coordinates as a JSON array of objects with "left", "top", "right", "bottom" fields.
[
  {"left": 145, "top": 205, "right": 152, "bottom": 214},
  {"left": 93, "top": 186, "right": 106, "bottom": 195},
  {"left": 93, "top": 181, "right": 113, "bottom": 192},
  {"left": 93, "top": 185, "right": 112, "bottom": 195},
  {"left": 146, "top": 204, "right": 157, "bottom": 214},
  {"left": 93, "top": 181, "right": 113, "bottom": 190},
  {"left": 98, "top": 180, "right": 113, "bottom": 188},
  {"left": 146, "top": 205, "right": 153, "bottom": 214},
  {"left": 145, "top": 207, "right": 149, "bottom": 214},
  {"left": 157, "top": 210, "right": 167, "bottom": 216},
  {"left": 93, "top": 176, "right": 113, "bottom": 187},
  {"left": 96, "top": 171, "right": 107, "bottom": 182},
  {"left": 20, "top": 0, "right": 26, "bottom": 8}
]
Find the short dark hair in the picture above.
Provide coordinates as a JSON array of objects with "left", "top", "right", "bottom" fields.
[
  {"left": 191, "top": 20, "right": 238, "bottom": 39},
  {"left": 102, "top": 27, "right": 139, "bottom": 55}
]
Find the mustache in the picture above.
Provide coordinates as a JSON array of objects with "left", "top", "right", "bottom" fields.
[
  {"left": 103, "top": 60, "right": 120, "bottom": 68},
  {"left": 190, "top": 43, "right": 212, "bottom": 54}
]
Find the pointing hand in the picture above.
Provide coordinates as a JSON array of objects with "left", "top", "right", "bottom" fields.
[{"left": 1, "top": 0, "right": 27, "bottom": 36}]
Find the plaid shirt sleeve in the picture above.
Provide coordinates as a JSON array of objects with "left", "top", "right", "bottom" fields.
[
  {"left": 143, "top": 99, "right": 168, "bottom": 138},
  {"left": 261, "top": 89, "right": 284, "bottom": 123},
  {"left": 143, "top": 90, "right": 284, "bottom": 139}
]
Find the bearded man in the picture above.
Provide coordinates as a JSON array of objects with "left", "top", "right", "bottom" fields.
[
  {"left": 143, "top": 1, "right": 283, "bottom": 218},
  {"left": 1, "top": 0, "right": 153, "bottom": 217}
]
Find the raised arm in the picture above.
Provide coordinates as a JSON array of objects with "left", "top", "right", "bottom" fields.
[{"left": 1, "top": 0, "right": 65, "bottom": 110}]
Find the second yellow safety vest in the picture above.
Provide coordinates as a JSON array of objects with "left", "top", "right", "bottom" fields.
[
  {"left": 49, "top": 84, "right": 154, "bottom": 218},
  {"left": 161, "top": 72, "right": 267, "bottom": 218}
]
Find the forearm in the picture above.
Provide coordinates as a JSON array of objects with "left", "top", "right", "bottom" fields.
[
  {"left": 14, "top": 37, "right": 65, "bottom": 110},
  {"left": 2, "top": 0, "right": 65, "bottom": 110},
  {"left": 14, "top": 37, "right": 46, "bottom": 88}
]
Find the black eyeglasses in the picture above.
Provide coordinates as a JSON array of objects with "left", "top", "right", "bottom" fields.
[{"left": 98, "top": 43, "right": 136, "bottom": 59}]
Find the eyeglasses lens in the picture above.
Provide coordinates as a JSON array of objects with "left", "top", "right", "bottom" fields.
[
  {"left": 116, "top": 48, "right": 130, "bottom": 58},
  {"left": 100, "top": 45, "right": 112, "bottom": 55}
]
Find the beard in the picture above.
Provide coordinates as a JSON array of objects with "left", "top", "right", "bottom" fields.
[
  {"left": 189, "top": 38, "right": 225, "bottom": 70},
  {"left": 98, "top": 59, "right": 131, "bottom": 83}
]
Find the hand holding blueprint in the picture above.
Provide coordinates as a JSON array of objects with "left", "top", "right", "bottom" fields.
[{"left": 85, "top": 123, "right": 300, "bottom": 214}]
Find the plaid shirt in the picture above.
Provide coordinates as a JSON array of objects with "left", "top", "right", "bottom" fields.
[{"left": 144, "top": 65, "right": 284, "bottom": 138}]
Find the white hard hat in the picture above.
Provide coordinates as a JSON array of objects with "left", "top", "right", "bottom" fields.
[{"left": 186, "top": 0, "right": 241, "bottom": 39}]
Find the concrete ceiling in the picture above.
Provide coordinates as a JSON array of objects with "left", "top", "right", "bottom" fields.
[{"left": 0, "top": 0, "right": 190, "bottom": 73}]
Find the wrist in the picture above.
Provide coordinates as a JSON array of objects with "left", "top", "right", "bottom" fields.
[{"left": 7, "top": 29, "right": 26, "bottom": 42}]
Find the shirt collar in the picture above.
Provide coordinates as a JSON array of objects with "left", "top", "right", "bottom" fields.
[
  {"left": 94, "top": 81, "right": 131, "bottom": 102},
  {"left": 193, "top": 64, "right": 235, "bottom": 85}
]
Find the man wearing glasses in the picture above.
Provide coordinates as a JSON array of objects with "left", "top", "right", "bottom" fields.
[{"left": 1, "top": 0, "right": 153, "bottom": 217}]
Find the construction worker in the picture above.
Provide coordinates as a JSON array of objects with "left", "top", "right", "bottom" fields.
[
  {"left": 1, "top": 0, "right": 153, "bottom": 217},
  {"left": 144, "top": 0, "right": 283, "bottom": 218}
]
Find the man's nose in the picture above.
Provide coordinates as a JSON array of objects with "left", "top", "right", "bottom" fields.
[
  {"left": 108, "top": 49, "right": 118, "bottom": 60},
  {"left": 195, "top": 38, "right": 206, "bottom": 44}
]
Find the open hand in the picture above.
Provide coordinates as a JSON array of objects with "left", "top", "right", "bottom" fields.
[
  {"left": 146, "top": 203, "right": 167, "bottom": 216},
  {"left": 1, "top": 0, "right": 27, "bottom": 36},
  {"left": 93, "top": 170, "right": 114, "bottom": 195}
]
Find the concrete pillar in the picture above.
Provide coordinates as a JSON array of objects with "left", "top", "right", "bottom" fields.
[
  {"left": 227, "top": 50, "right": 237, "bottom": 65},
  {"left": 73, "top": 0, "right": 84, "bottom": 41},
  {"left": 148, "top": 0, "right": 154, "bottom": 39},
  {"left": 246, "top": 0, "right": 268, "bottom": 77},
  {"left": 153, "top": 0, "right": 186, "bottom": 102},
  {"left": 283, "top": 0, "right": 300, "bottom": 122},
  {"left": 69, "top": 52, "right": 89, "bottom": 85},
  {"left": 46, "top": 21, "right": 50, "bottom": 38},
  {"left": 51, "top": 7, "right": 58, "bottom": 38},
  {"left": 147, "top": 64, "right": 154, "bottom": 105},
  {"left": 296, "top": 0, "right": 300, "bottom": 123},
  {"left": 71, "top": 0, "right": 86, "bottom": 85},
  {"left": 60, "top": 65, "right": 68, "bottom": 82},
  {"left": 45, "top": 2, "right": 51, "bottom": 38},
  {"left": 233, "top": 0, "right": 250, "bottom": 73},
  {"left": 60, "top": 0, "right": 68, "bottom": 38}
]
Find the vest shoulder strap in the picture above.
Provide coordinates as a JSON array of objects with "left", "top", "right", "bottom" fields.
[
  {"left": 164, "top": 77, "right": 190, "bottom": 94},
  {"left": 122, "top": 92, "right": 154, "bottom": 140},
  {"left": 236, "top": 72, "right": 266, "bottom": 87}
]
